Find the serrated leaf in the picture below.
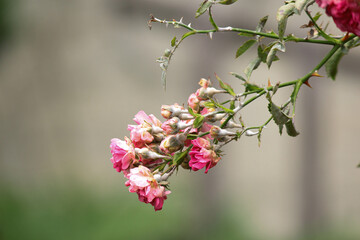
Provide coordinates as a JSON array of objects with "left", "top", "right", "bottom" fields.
[
  {"left": 294, "top": 0, "right": 310, "bottom": 14},
  {"left": 269, "top": 102, "right": 290, "bottom": 125},
  {"left": 193, "top": 115, "right": 205, "bottom": 128},
  {"left": 230, "top": 72, "right": 246, "bottom": 82},
  {"left": 236, "top": 39, "right": 257, "bottom": 58},
  {"left": 244, "top": 57, "right": 261, "bottom": 79},
  {"left": 219, "top": 0, "right": 238, "bottom": 5},
  {"left": 285, "top": 118, "right": 300, "bottom": 137},
  {"left": 325, "top": 47, "right": 344, "bottom": 80},
  {"left": 196, "top": 0, "right": 213, "bottom": 18},
  {"left": 171, "top": 36, "right": 177, "bottom": 47},
  {"left": 266, "top": 41, "right": 286, "bottom": 68},
  {"left": 276, "top": 3, "right": 296, "bottom": 40},
  {"left": 215, "top": 74, "right": 236, "bottom": 96}
]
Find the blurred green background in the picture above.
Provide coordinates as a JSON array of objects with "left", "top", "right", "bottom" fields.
[{"left": 1, "top": 0, "right": 360, "bottom": 239}]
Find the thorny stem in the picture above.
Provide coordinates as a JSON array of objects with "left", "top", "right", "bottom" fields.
[
  {"left": 220, "top": 34, "right": 357, "bottom": 129},
  {"left": 150, "top": 17, "right": 336, "bottom": 45}
]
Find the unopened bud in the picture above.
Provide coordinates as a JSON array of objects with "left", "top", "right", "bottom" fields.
[
  {"left": 199, "top": 78, "right": 211, "bottom": 88},
  {"left": 196, "top": 87, "right": 226, "bottom": 100},
  {"left": 162, "top": 117, "right": 181, "bottom": 134},
  {"left": 210, "top": 126, "right": 236, "bottom": 138},
  {"left": 245, "top": 130, "right": 259, "bottom": 136},
  {"left": 160, "top": 133, "right": 187, "bottom": 154},
  {"left": 135, "top": 148, "right": 168, "bottom": 159},
  {"left": 164, "top": 49, "right": 171, "bottom": 57},
  {"left": 161, "top": 104, "right": 186, "bottom": 119},
  {"left": 220, "top": 118, "right": 242, "bottom": 128}
]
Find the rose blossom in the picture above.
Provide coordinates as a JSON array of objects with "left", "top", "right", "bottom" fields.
[
  {"left": 189, "top": 137, "right": 220, "bottom": 173},
  {"left": 110, "top": 137, "right": 136, "bottom": 173},
  {"left": 188, "top": 93, "right": 200, "bottom": 112},
  {"left": 125, "top": 166, "right": 171, "bottom": 211},
  {"left": 128, "top": 111, "right": 163, "bottom": 148},
  {"left": 316, "top": 0, "right": 360, "bottom": 36}
]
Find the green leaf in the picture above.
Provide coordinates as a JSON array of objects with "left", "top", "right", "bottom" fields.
[
  {"left": 268, "top": 102, "right": 290, "bottom": 125},
  {"left": 255, "top": 16, "right": 269, "bottom": 40},
  {"left": 230, "top": 72, "right": 246, "bottom": 82},
  {"left": 171, "top": 36, "right": 177, "bottom": 47},
  {"left": 324, "top": 37, "right": 358, "bottom": 81},
  {"left": 244, "top": 82, "right": 262, "bottom": 92},
  {"left": 276, "top": 3, "right": 296, "bottom": 40},
  {"left": 215, "top": 74, "right": 236, "bottom": 96},
  {"left": 244, "top": 57, "right": 261, "bottom": 79},
  {"left": 266, "top": 41, "right": 286, "bottom": 68},
  {"left": 173, "top": 146, "right": 192, "bottom": 165},
  {"left": 357, "top": 163, "right": 360, "bottom": 168},
  {"left": 219, "top": 0, "right": 238, "bottom": 5},
  {"left": 313, "top": 12, "right": 322, "bottom": 22},
  {"left": 325, "top": 48, "right": 344, "bottom": 80},
  {"left": 193, "top": 115, "right": 205, "bottom": 128},
  {"left": 294, "top": 0, "right": 310, "bottom": 14},
  {"left": 196, "top": 0, "right": 213, "bottom": 18},
  {"left": 285, "top": 119, "right": 300, "bottom": 137},
  {"left": 203, "top": 101, "right": 216, "bottom": 109},
  {"left": 235, "top": 39, "right": 257, "bottom": 58},
  {"left": 211, "top": 100, "right": 234, "bottom": 114},
  {"left": 188, "top": 107, "right": 198, "bottom": 117}
]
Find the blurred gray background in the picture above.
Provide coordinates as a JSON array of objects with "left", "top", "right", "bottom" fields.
[{"left": 0, "top": 0, "right": 360, "bottom": 239}]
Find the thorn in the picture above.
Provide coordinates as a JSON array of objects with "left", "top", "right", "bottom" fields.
[
  {"left": 267, "top": 78, "right": 272, "bottom": 87},
  {"left": 341, "top": 32, "right": 350, "bottom": 42},
  {"left": 208, "top": 32, "right": 213, "bottom": 40},
  {"left": 311, "top": 70, "right": 323, "bottom": 77},
  {"left": 304, "top": 80, "right": 312, "bottom": 88}
]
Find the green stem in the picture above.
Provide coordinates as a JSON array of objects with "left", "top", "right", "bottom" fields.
[
  {"left": 220, "top": 42, "right": 349, "bottom": 129},
  {"left": 152, "top": 17, "right": 336, "bottom": 45}
]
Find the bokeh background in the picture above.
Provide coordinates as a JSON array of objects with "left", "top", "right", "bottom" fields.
[{"left": 1, "top": 0, "right": 360, "bottom": 239}]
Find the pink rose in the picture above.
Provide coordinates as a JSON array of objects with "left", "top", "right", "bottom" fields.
[
  {"left": 110, "top": 137, "right": 136, "bottom": 173},
  {"left": 128, "top": 111, "right": 163, "bottom": 148},
  {"left": 189, "top": 138, "right": 220, "bottom": 173},
  {"left": 125, "top": 166, "right": 171, "bottom": 211},
  {"left": 188, "top": 93, "right": 200, "bottom": 112},
  {"left": 316, "top": 0, "right": 360, "bottom": 36}
]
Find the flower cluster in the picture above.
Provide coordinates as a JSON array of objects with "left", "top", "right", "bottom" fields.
[
  {"left": 316, "top": 0, "right": 360, "bottom": 36},
  {"left": 110, "top": 78, "right": 243, "bottom": 211}
]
